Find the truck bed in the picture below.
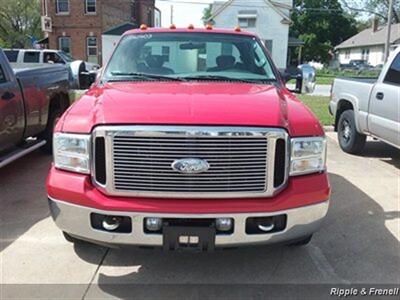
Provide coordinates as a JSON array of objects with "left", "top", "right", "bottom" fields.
[
  {"left": 336, "top": 77, "right": 377, "bottom": 84},
  {"left": 11, "top": 63, "right": 68, "bottom": 77}
]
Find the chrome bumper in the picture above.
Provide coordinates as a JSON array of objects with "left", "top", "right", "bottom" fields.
[{"left": 48, "top": 197, "right": 329, "bottom": 247}]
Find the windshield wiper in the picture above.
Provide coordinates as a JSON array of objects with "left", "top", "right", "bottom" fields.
[
  {"left": 177, "top": 75, "right": 276, "bottom": 84},
  {"left": 108, "top": 72, "right": 185, "bottom": 82}
]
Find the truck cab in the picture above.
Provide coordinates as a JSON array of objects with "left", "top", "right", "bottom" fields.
[
  {"left": 47, "top": 27, "right": 330, "bottom": 251},
  {"left": 0, "top": 48, "right": 70, "bottom": 167},
  {"left": 330, "top": 47, "right": 400, "bottom": 153}
]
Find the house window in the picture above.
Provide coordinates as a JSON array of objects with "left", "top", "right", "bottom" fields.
[
  {"left": 87, "top": 37, "right": 98, "bottom": 56},
  {"left": 362, "top": 48, "right": 370, "bottom": 61},
  {"left": 85, "top": 0, "right": 96, "bottom": 14},
  {"left": 265, "top": 40, "right": 273, "bottom": 54},
  {"left": 59, "top": 37, "right": 71, "bottom": 54},
  {"left": 56, "top": 0, "right": 69, "bottom": 14},
  {"left": 345, "top": 50, "right": 350, "bottom": 59},
  {"left": 162, "top": 46, "right": 170, "bottom": 62},
  {"left": 238, "top": 17, "right": 256, "bottom": 28}
]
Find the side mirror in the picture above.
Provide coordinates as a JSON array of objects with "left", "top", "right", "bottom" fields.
[
  {"left": 281, "top": 64, "right": 316, "bottom": 94},
  {"left": 69, "top": 61, "right": 96, "bottom": 90},
  {"left": 298, "top": 64, "right": 316, "bottom": 94}
]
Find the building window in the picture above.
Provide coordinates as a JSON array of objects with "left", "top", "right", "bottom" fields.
[
  {"left": 265, "top": 40, "right": 273, "bottom": 54},
  {"left": 85, "top": 0, "right": 96, "bottom": 14},
  {"left": 59, "top": 37, "right": 71, "bottom": 54},
  {"left": 345, "top": 50, "right": 350, "bottom": 59},
  {"left": 362, "top": 48, "right": 370, "bottom": 61},
  {"left": 162, "top": 46, "right": 170, "bottom": 62},
  {"left": 238, "top": 17, "right": 256, "bottom": 28},
  {"left": 56, "top": 0, "right": 69, "bottom": 14},
  {"left": 87, "top": 37, "right": 98, "bottom": 57}
]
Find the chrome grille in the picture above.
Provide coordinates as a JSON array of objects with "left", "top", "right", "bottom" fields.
[
  {"left": 92, "top": 126, "right": 288, "bottom": 198},
  {"left": 113, "top": 136, "right": 268, "bottom": 193}
]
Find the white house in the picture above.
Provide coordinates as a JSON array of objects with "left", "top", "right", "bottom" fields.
[
  {"left": 207, "top": 0, "right": 293, "bottom": 68},
  {"left": 335, "top": 22, "right": 400, "bottom": 67}
]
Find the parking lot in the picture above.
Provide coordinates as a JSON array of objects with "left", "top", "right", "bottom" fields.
[{"left": 1, "top": 132, "right": 399, "bottom": 299}]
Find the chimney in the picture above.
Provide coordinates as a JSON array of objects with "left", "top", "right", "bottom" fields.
[{"left": 372, "top": 17, "right": 379, "bottom": 32}]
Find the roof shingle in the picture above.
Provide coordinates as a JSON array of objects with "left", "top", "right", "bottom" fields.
[{"left": 335, "top": 23, "right": 400, "bottom": 49}]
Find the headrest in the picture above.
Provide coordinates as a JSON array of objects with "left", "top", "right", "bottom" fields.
[
  {"left": 216, "top": 55, "right": 235, "bottom": 68},
  {"left": 145, "top": 55, "right": 165, "bottom": 68}
]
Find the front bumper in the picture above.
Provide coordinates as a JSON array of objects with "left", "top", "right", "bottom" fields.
[{"left": 49, "top": 197, "right": 329, "bottom": 247}]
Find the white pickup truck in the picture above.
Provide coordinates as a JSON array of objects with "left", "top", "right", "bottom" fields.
[{"left": 330, "top": 47, "right": 400, "bottom": 154}]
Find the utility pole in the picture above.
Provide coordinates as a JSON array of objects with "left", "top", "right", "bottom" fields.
[
  {"left": 384, "top": 0, "right": 394, "bottom": 63},
  {"left": 170, "top": 5, "right": 174, "bottom": 24}
]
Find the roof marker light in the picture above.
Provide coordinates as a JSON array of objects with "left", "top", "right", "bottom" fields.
[
  {"left": 206, "top": 24, "right": 213, "bottom": 30},
  {"left": 140, "top": 24, "right": 148, "bottom": 30},
  {"left": 234, "top": 26, "right": 241, "bottom": 32},
  {"left": 170, "top": 24, "right": 176, "bottom": 29},
  {"left": 188, "top": 24, "right": 195, "bottom": 29}
]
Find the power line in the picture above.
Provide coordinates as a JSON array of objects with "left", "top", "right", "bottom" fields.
[{"left": 156, "top": 0, "right": 345, "bottom": 12}]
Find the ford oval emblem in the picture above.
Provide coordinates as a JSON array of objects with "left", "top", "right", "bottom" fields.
[{"left": 171, "top": 158, "right": 210, "bottom": 174}]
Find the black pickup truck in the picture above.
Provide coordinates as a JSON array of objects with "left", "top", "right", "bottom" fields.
[{"left": 0, "top": 48, "right": 70, "bottom": 167}]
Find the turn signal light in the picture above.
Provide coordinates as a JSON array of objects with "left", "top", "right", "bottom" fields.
[{"left": 140, "top": 24, "right": 148, "bottom": 30}]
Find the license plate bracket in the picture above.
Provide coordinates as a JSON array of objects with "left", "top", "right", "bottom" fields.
[{"left": 163, "top": 225, "right": 216, "bottom": 252}]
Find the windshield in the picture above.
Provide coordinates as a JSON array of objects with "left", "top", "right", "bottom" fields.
[
  {"left": 58, "top": 51, "right": 74, "bottom": 62},
  {"left": 103, "top": 32, "right": 277, "bottom": 83}
]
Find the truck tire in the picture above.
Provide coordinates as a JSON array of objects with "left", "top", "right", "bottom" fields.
[
  {"left": 289, "top": 234, "right": 313, "bottom": 246},
  {"left": 40, "top": 108, "right": 62, "bottom": 154},
  {"left": 337, "top": 110, "right": 366, "bottom": 154}
]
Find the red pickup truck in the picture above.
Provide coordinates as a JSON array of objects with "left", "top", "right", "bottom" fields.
[{"left": 47, "top": 27, "right": 330, "bottom": 251}]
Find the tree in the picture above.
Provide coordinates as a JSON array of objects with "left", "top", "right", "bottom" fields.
[
  {"left": 0, "top": 0, "right": 42, "bottom": 48},
  {"left": 202, "top": 5, "right": 213, "bottom": 25},
  {"left": 290, "top": 0, "right": 358, "bottom": 64},
  {"left": 341, "top": 0, "right": 400, "bottom": 23}
]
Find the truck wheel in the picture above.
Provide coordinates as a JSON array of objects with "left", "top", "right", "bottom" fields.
[
  {"left": 289, "top": 234, "right": 313, "bottom": 246},
  {"left": 337, "top": 110, "right": 366, "bottom": 154},
  {"left": 40, "top": 108, "right": 62, "bottom": 154}
]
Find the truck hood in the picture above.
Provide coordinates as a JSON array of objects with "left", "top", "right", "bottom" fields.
[{"left": 59, "top": 82, "right": 323, "bottom": 137}]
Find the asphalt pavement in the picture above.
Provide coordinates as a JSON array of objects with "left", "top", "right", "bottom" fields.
[{"left": 0, "top": 132, "right": 399, "bottom": 299}]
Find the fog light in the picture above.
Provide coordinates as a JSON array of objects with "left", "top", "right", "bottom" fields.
[
  {"left": 102, "top": 216, "right": 121, "bottom": 231},
  {"left": 216, "top": 218, "right": 233, "bottom": 232},
  {"left": 145, "top": 217, "right": 162, "bottom": 231}
]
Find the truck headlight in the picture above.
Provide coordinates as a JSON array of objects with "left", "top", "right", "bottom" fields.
[
  {"left": 53, "top": 133, "right": 91, "bottom": 174},
  {"left": 290, "top": 137, "right": 326, "bottom": 176}
]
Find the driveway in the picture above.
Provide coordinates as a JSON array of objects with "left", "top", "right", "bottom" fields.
[{"left": 1, "top": 133, "right": 399, "bottom": 299}]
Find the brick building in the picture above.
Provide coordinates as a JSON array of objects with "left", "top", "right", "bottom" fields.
[{"left": 40, "top": 0, "right": 156, "bottom": 65}]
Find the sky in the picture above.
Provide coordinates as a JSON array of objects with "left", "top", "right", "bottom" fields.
[{"left": 155, "top": 0, "right": 217, "bottom": 27}]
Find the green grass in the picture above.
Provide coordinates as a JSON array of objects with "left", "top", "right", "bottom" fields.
[
  {"left": 69, "top": 90, "right": 86, "bottom": 104},
  {"left": 297, "top": 94, "right": 334, "bottom": 126},
  {"left": 314, "top": 68, "right": 380, "bottom": 86},
  {"left": 315, "top": 76, "right": 335, "bottom": 85}
]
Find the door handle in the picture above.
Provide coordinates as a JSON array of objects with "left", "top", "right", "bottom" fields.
[
  {"left": 376, "top": 92, "right": 384, "bottom": 100},
  {"left": 1, "top": 91, "right": 15, "bottom": 101}
]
